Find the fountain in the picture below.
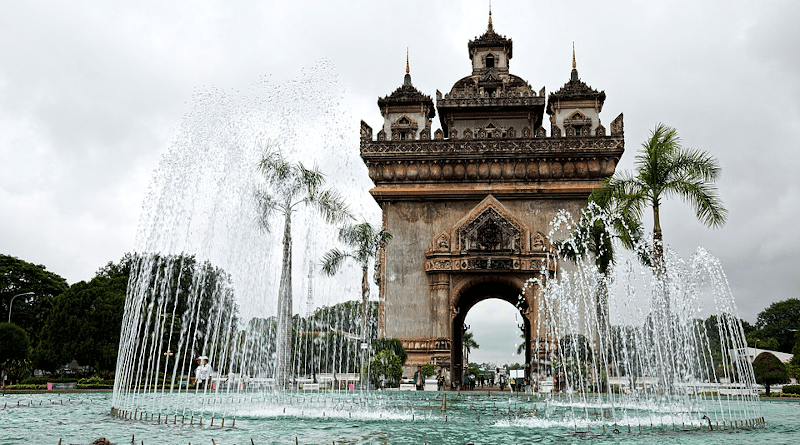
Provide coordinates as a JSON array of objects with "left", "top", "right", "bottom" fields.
[{"left": 107, "top": 62, "right": 763, "bottom": 439}]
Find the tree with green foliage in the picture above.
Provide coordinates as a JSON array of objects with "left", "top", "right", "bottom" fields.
[
  {"left": 368, "top": 349, "right": 403, "bottom": 388},
  {"left": 463, "top": 329, "right": 479, "bottom": 367},
  {"left": 463, "top": 330, "right": 479, "bottom": 353},
  {"left": 611, "top": 124, "right": 727, "bottom": 278},
  {"left": 372, "top": 337, "right": 407, "bottom": 365},
  {"left": 255, "top": 147, "right": 352, "bottom": 387},
  {"left": 0, "top": 322, "right": 30, "bottom": 384},
  {"left": 35, "top": 265, "right": 128, "bottom": 373},
  {"left": 516, "top": 331, "right": 525, "bottom": 356},
  {"left": 752, "top": 351, "right": 789, "bottom": 395},
  {"left": 321, "top": 221, "right": 391, "bottom": 344},
  {"left": 746, "top": 335, "right": 779, "bottom": 351},
  {"left": 1, "top": 254, "right": 69, "bottom": 350},
  {"left": 755, "top": 298, "right": 800, "bottom": 353}
]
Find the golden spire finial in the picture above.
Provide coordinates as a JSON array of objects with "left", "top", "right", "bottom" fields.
[
  {"left": 572, "top": 42, "right": 576, "bottom": 70},
  {"left": 403, "top": 48, "right": 412, "bottom": 86},
  {"left": 488, "top": 1, "right": 493, "bottom": 30},
  {"left": 570, "top": 42, "right": 579, "bottom": 81}
]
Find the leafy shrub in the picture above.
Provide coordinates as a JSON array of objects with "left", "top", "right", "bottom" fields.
[
  {"left": 781, "top": 384, "right": 800, "bottom": 395},
  {"left": 368, "top": 349, "right": 403, "bottom": 388},
  {"left": 5, "top": 384, "right": 47, "bottom": 390},
  {"left": 22, "top": 376, "right": 77, "bottom": 384},
  {"left": 753, "top": 352, "right": 789, "bottom": 395}
]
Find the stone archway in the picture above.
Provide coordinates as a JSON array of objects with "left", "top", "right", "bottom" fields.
[{"left": 450, "top": 276, "right": 532, "bottom": 388}]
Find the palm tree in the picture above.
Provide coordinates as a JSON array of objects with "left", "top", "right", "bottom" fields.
[
  {"left": 463, "top": 329, "right": 479, "bottom": 368},
  {"left": 610, "top": 124, "right": 726, "bottom": 392},
  {"left": 612, "top": 123, "right": 727, "bottom": 275},
  {"left": 516, "top": 332, "right": 525, "bottom": 356},
  {"left": 320, "top": 221, "right": 392, "bottom": 346},
  {"left": 255, "top": 147, "right": 352, "bottom": 388}
]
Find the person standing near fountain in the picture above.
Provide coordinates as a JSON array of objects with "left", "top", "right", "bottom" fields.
[
  {"left": 413, "top": 365, "right": 425, "bottom": 391},
  {"left": 195, "top": 356, "right": 212, "bottom": 390}
]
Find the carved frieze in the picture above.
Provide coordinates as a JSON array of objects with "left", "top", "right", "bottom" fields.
[{"left": 458, "top": 207, "right": 521, "bottom": 253}]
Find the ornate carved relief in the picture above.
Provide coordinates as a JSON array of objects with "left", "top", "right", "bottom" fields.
[
  {"left": 532, "top": 231, "right": 552, "bottom": 252},
  {"left": 458, "top": 207, "right": 521, "bottom": 253},
  {"left": 611, "top": 113, "right": 624, "bottom": 135},
  {"left": 435, "top": 232, "right": 450, "bottom": 251},
  {"left": 595, "top": 124, "right": 606, "bottom": 136},
  {"left": 434, "top": 128, "right": 444, "bottom": 140},
  {"left": 360, "top": 121, "right": 372, "bottom": 140},
  {"left": 377, "top": 129, "right": 386, "bottom": 141},
  {"left": 535, "top": 126, "right": 547, "bottom": 138},
  {"left": 391, "top": 115, "right": 419, "bottom": 141},
  {"left": 551, "top": 124, "right": 561, "bottom": 137}
]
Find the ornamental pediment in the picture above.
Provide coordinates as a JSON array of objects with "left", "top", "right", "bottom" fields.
[{"left": 424, "top": 195, "right": 556, "bottom": 273}]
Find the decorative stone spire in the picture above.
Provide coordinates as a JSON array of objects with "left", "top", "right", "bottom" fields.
[
  {"left": 404, "top": 48, "right": 412, "bottom": 86},
  {"left": 571, "top": 42, "right": 579, "bottom": 81},
  {"left": 488, "top": 2, "right": 493, "bottom": 31}
]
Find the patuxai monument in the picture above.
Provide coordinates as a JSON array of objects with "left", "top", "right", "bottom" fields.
[{"left": 359, "top": 13, "right": 625, "bottom": 384}]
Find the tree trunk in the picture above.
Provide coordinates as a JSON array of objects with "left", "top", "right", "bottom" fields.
[
  {"left": 275, "top": 211, "right": 293, "bottom": 389},
  {"left": 361, "top": 267, "right": 369, "bottom": 342},
  {"left": 360, "top": 266, "right": 369, "bottom": 386},
  {"left": 595, "top": 275, "right": 610, "bottom": 393}
]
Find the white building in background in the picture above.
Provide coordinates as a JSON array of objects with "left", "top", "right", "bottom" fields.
[{"left": 730, "top": 347, "right": 793, "bottom": 364}]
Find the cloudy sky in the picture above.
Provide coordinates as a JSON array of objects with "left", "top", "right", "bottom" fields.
[{"left": 2, "top": 1, "right": 798, "bottom": 365}]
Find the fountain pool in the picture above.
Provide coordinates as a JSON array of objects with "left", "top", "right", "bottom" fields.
[{"left": 3, "top": 391, "right": 798, "bottom": 445}]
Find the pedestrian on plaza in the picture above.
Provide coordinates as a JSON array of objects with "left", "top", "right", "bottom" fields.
[
  {"left": 413, "top": 365, "right": 425, "bottom": 391},
  {"left": 194, "top": 356, "right": 213, "bottom": 390}
]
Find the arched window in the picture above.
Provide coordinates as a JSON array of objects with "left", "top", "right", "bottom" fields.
[{"left": 485, "top": 54, "right": 495, "bottom": 69}]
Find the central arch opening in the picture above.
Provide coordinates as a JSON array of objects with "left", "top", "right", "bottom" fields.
[
  {"left": 463, "top": 298, "right": 525, "bottom": 386},
  {"left": 451, "top": 279, "right": 530, "bottom": 389}
]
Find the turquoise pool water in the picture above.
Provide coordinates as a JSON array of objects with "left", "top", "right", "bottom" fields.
[{"left": 2, "top": 391, "right": 798, "bottom": 445}]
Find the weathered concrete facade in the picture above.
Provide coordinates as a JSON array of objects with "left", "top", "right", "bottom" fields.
[{"left": 360, "top": 16, "right": 624, "bottom": 384}]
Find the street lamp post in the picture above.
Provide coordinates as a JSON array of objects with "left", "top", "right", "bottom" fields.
[{"left": 8, "top": 292, "right": 35, "bottom": 323}]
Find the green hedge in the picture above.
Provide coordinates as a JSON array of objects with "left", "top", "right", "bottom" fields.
[
  {"left": 21, "top": 376, "right": 76, "bottom": 384},
  {"left": 4, "top": 384, "right": 47, "bottom": 390},
  {"left": 77, "top": 384, "right": 113, "bottom": 389},
  {"left": 782, "top": 384, "right": 800, "bottom": 395}
]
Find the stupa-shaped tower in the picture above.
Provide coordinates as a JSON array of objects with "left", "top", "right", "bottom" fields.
[{"left": 376, "top": 53, "right": 436, "bottom": 142}]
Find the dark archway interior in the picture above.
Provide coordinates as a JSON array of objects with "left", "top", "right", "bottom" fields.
[{"left": 451, "top": 280, "right": 529, "bottom": 388}]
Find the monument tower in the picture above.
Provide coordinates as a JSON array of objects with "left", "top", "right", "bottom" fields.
[{"left": 360, "top": 14, "right": 624, "bottom": 384}]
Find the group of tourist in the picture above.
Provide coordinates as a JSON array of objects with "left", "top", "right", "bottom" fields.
[{"left": 409, "top": 365, "right": 531, "bottom": 392}]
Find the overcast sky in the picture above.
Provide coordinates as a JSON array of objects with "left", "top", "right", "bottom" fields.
[{"left": 2, "top": 1, "right": 798, "bottom": 366}]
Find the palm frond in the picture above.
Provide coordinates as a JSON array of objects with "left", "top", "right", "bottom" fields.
[
  {"left": 297, "top": 162, "right": 325, "bottom": 197},
  {"left": 320, "top": 248, "right": 352, "bottom": 276},
  {"left": 254, "top": 189, "right": 278, "bottom": 232},
  {"left": 668, "top": 179, "right": 728, "bottom": 228},
  {"left": 668, "top": 147, "right": 722, "bottom": 184},
  {"left": 258, "top": 148, "right": 292, "bottom": 185},
  {"left": 309, "top": 188, "right": 353, "bottom": 225}
]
